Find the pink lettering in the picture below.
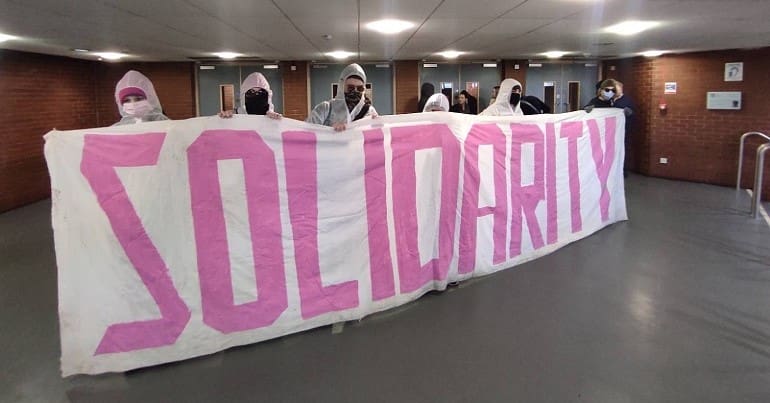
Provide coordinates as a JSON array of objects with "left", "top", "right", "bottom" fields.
[
  {"left": 458, "top": 124, "right": 508, "bottom": 274},
  {"left": 510, "top": 124, "right": 546, "bottom": 257},
  {"left": 81, "top": 133, "right": 191, "bottom": 354},
  {"left": 188, "top": 130, "right": 288, "bottom": 333},
  {"left": 283, "top": 131, "right": 359, "bottom": 319},
  {"left": 391, "top": 124, "right": 460, "bottom": 292},
  {"left": 560, "top": 122, "right": 584, "bottom": 233},
  {"left": 587, "top": 118, "right": 617, "bottom": 221},
  {"left": 363, "top": 128, "right": 396, "bottom": 300}
]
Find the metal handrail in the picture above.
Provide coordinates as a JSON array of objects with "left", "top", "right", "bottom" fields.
[
  {"left": 737, "top": 131, "right": 770, "bottom": 190},
  {"left": 751, "top": 143, "right": 770, "bottom": 219}
]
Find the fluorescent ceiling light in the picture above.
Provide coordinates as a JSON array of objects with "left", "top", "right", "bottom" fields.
[
  {"left": 72, "top": 48, "right": 89, "bottom": 52},
  {"left": 483, "top": 63, "right": 497, "bottom": 68},
  {"left": 199, "top": 65, "right": 215, "bottom": 70},
  {"left": 326, "top": 50, "right": 355, "bottom": 59},
  {"left": 213, "top": 52, "right": 242, "bottom": 59},
  {"left": 543, "top": 51, "right": 567, "bottom": 59},
  {"left": 0, "top": 33, "right": 17, "bottom": 42},
  {"left": 641, "top": 50, "right": 665, "bottom": 57},
  {"left": 604, "top": 20, "right": 660, "bottom": 36},
  {"left": 94, "top": 52, "right": 127, "bottom": 60},
  {"left": 263, "top": 64, "right": 279, "bottom": 69},
  {"left": 366, "top": 19, "right": 415, "bottom": 34},
  {"left": 423, "top": 63, "right": 438, "bottom": 68},
  {"left": 438, "top": 50, "right": 462, "bottom": 59}
]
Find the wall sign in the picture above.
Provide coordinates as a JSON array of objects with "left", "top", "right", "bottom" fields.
[
  {"left": 724, "top": 62, "right": 743, "bottom": 81},
  {"left": 706, "top": 91, "right": 742, "bottom": 110},
  {"left": 664, "top": 82, "right": 677, "bottom": 94}
]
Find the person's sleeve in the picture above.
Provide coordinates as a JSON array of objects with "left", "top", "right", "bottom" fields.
[
  {"left": 366, "top": 105, "right": 378, "bottom": 118},
  {"left": 306, "top": 102, "right": 330, "bottom": 125}
]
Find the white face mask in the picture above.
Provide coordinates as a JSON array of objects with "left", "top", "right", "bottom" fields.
[
  {"left": 602, "top": 90, "right": 615, "bottom": 100},
  {"left": 123, "top": 100, "right": 153, "bottom": 117}
]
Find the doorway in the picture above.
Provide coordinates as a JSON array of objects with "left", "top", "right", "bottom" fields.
[{"left": 525, "top": 62, "right": 599, "bottom": 113}]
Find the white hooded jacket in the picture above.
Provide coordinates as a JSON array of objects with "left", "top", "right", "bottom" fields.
[
  {"left": 480, "top": 78, "right": 524, "bottom": 116},
  {"left": 422, "top": 93, "right": 450, "bottom": 112},
  {"left": 307, "top": 63, "right": 377, "bottom": 126},
  {"left": 112, "top": 70, "right": 169, "bottom": 126},
  {"left": 237, "top": 72, "right": 274, "bottom": 114}
]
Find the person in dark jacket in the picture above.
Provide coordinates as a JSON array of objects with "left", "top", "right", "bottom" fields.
[
  {"left": 585, "top": 78, "right": 635, "bottom": 176},
  {"left": 519, "top": 95, "right": 551, "bottom": 115},
  {"left": 450, "top": 91, "right": 474, "bottom": 114},
  {"left": 417, "top": 83, "right": 435, "bottom": 113}
]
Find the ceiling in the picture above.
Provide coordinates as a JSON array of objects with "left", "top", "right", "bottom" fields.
[{"left": 1, "top": 0, "right": 769, "bottom": 62}]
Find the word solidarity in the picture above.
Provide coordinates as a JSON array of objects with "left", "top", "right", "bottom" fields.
[{"left": 45, "top": 110, "right": 627, "bottom": 375}]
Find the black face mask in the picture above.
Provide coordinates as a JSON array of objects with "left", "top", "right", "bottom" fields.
[
  {"left": 245, "top": 88, "right": 269, "bottom": 115},
  {"left": 345, "top": 90, "right": 363, "bottom": 111},
  {"left": 509, "top": 92, "right": 521, "bottom": 106}
]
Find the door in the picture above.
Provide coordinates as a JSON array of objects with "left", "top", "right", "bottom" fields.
[{"left": 525, "top": 62, "right": 599, "bottom": 113}]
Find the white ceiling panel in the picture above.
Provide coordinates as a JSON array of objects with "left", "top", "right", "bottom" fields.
[
  {"left": 431, "top": 0, "right": 528, "bottom": 19},
  {"left": 0, "top": 0, "right": 769, "bottom": 61}
]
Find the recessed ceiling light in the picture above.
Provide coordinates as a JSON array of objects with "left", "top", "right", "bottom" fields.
[
  {"left": 542, "top": 51, "right": 567, "bottom": 59},
  {"left": 214, "top": 52, "right": 242, "bottom": 59},
  {"left": 326, "top": 50, "right": 355, "bottom": 59},
  {"left": 365, "top": 19, "right": 415, "bottom": 34},
  {"left": 438, "top": 50, "right": 462, "bottom": 59},
  {"left": 641, "top": 50, "right": 665, "bottom": 57},
  {"left": 604, "top": 20, "right": 660, "bottom": 36},
  {"left": 0, "top": 33, "right": 17, "bottom": 43},
  {"left": 94, "top": 52, "right": 127, "bottom": 60},
  {"left": 72, "top": 48, "right": 89, "bottom": 52}
]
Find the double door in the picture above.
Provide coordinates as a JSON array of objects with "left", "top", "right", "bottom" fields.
[{"left": 525, "top": 62, "right": 599, "bottom": 113}]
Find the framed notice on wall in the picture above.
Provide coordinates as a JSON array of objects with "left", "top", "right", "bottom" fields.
[
  {"left": 706, "top": 91, "right": 742, "bottom": 110},
  {"left": 724, "top": 62, "right": 743, "bottom": 81}
]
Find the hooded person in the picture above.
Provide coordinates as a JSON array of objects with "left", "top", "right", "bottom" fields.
[
  {"left": 479, "top": 78, "right": 524, "bottom": 116},
  {"left": 417, "top": 82, "right": 435, "bottom": 113},
  {"left": 422, "top": 93, "right": 450, "bottom": 112},
  {"left": 219, "top": 72, "right": 281, "bottom": 119},
  {"left": 112, "top": 70, "right": 169, "bottom": 126},
  {"left": 307, "top": 63, "right": 378, "bottom": 131}
]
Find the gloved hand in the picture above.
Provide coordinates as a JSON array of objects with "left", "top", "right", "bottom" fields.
[
  {"left": 623, "top": 107, "right": 633, "bottom": 117},
  {"left": 584, "top": 104, "right": 594, "bottom": 113}
]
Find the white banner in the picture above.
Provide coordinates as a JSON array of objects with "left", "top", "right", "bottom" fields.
[{"left": 44, "top": 109, "right": 627, "bottom": 376}]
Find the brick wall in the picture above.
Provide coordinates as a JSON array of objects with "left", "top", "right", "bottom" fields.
[
  {"left": 0, "top": 50, "right": 196, "bottom": 212},
  {"left": 394, "top": 60, "right": 419, "bottom": 114},
  {"left": 281, "top": 61, "right": 309, "bottom": 120},
  {"left": 604, "top": 47, "right": 770, "bottom": 200},
  {"left": 0, "top": 50, "right": 98, "bottom": 212}
]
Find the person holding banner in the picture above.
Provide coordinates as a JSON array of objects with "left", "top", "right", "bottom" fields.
[
  {"left": 306, "top": 63, "right": 378, "bottom": 131},
  {"left": 112, "top": 70, "right": 170, "bottom": 126},
  {"left": 585, "top": 78, "right": 635, "bottom": 177},
  {"left": 479, "top": 78, "right": 524, "bottom": 116},
  {"left": 422, "top": 93, "right": 450, "bottom": 112},
  {"left": 219, "top": 72, "right": 282, "bottom": 119}
]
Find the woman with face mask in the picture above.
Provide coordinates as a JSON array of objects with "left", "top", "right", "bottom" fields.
[
  {"left": 584, "top": 78, "right": 635, "bottom": 177},
  {"left": 112, "top": 70, "right": 169, "bottom": 126},
  {"left": 306, "top": 63, "right": 378, "bottom": 131},
  {"left": 480, "top": 78, "right": 524, "bottom": 116},
  {"left": 219, "top": 72, "right": 281, "bottom": 119},
  {"left": 584, "top": 79, "right": 633, "bottom": 116}
]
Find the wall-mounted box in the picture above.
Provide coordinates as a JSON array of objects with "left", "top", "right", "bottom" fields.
[{"left": 706, "top": 91, "right": 741, "bottom": 110}]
